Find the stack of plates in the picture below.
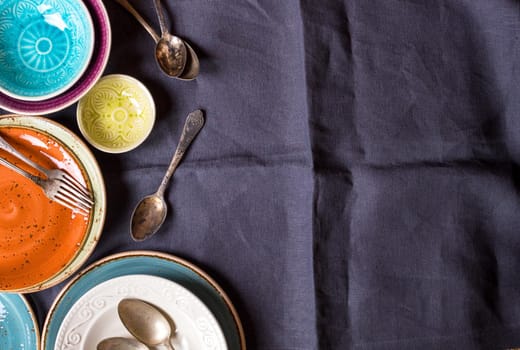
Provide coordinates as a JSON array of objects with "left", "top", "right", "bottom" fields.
[
  {"left": 42, "top": 251, "right": 247, "bottom": 350},
  {"left": 0, "top": 0, "right": 111, "bottom": 114}
]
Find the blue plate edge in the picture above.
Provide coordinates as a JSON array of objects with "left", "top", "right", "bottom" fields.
[
  {"left": 0, "top": 293, "right": 39, "bottom": 350},
  {"left": 41, "top": 250, "right": 245, "bottom": 350}
]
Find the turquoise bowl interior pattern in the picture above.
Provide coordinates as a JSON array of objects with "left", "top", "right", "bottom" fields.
[{"left": 0, "top": 0, "right": 94, "bottom": 100}]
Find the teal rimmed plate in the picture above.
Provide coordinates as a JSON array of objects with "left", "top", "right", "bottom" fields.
[
  {"left": 0, "top": 293, "right": 39, "bottom": 350},
  {"left": 0, "top": 0, "right": 95, "bottom": 101},
  {"left": 42, "top": 250, "right": 246, "bottom": 350}
]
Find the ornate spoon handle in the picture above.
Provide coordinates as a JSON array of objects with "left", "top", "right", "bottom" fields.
[{"left": 156, "top": 110, "right": 205, "bottom": 197}]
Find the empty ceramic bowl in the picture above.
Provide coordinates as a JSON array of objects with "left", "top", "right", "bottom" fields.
[
  {"left": 0, "top": 0, "right": 111, "bottom": 115},
  {"left": 0, "top": 0, "right": 95, "bottom": 101},
  {"left": 77, "top": 74, "right": 156, "bottom": 153}
]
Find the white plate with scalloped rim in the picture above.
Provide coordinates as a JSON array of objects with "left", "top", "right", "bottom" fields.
[{"left": 54, "top": 274, "right": 227, "bottom": 350}]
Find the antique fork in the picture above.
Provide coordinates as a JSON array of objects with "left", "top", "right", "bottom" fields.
[
  {"left": 0, "top": 134, "right": 93, "bottom": 205},
  {"left": 0, "top": 156, "right": 91, "bottom": 215}
]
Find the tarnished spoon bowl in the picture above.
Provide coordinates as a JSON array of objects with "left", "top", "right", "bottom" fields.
[
  {"left": 118, "top": 299, "right": 175, "bottom": 349},
  {"left": 155, "top": 32, "right": 187, "bottom": 77},
  {"left": 131, "top": 195, "right": 167, "bottom": 241}
]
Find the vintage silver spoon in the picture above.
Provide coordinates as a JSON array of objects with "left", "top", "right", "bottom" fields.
[
  {"left": 130, "top": 109, "right": 204, "bottom": 241},
  {"left": 113, "top": 0, "right": 199, "bottom": 80},
  {"left": 152, "top": 0, "right": 187, "bottom": 77},
  {"left": 97, "top": 337, "right": 149, "bottom": 350},
  {"left": 118, "top": 299, "right": 176, "bottom": 350}
]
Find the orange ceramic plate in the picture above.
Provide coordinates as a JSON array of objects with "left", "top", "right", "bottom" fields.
[{"left": 0, "top": 115, "right": 105, "bottom": 292}]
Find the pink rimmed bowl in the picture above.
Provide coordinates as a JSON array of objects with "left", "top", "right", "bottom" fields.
[{"left": 0, "top": 0, "right": 111, "bottom": 115}]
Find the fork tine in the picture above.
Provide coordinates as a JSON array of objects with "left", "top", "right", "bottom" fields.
[
  {"left": 57, "top": 187, "right": 93, "bottom": 211},
  {"left": 58, "top": 174, "right": 92, "bottom": 201},
  {"left": 55, "top": 190, "right": 90, "bottom": 212},
  {"left": 55, "top": 181, "right": 92, "bottom": 207},
  {"left": 52, "top": 194, "right": 90, "bottom": 216},
  {"left": 61, "top": 172, "right": 92, "bottom": 199},
  {"left": 58, "top": 180, "right": 94, "bottom": 206}
]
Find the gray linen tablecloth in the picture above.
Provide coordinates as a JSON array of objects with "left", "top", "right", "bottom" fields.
[{"left": 2, "top": 0, "right": 520, "bottom": 349}]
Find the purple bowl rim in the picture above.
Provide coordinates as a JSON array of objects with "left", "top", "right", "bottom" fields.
[{"left": 0, "top": 0, "right": 112, "bottom": 115}]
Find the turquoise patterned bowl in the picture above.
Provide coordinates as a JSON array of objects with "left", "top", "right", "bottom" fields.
[{"left": 0, "top": 0, "right": 95, "bottom": 101}]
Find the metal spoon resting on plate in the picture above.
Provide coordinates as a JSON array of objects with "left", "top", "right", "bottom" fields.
[{"left": 97, "top": 298, "right": 177, "bottom": 350}]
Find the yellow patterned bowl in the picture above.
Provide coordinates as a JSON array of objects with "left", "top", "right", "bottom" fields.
[{"left": 76, "top": 74, "right": 155, "bottom": 153}]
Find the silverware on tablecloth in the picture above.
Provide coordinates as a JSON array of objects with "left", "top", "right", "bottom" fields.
[
  {"left": 0, "top": 155, "right": 92, "bottom": 215},
  {"left": 113, "top": 0, "right": 200, "bottom": 80},
  {"left": 130, "top": 109, "right": 204, "bottom": 241},
  {"left": 118, "top": 298, "right": 177, "bottom": 350},
  {"left": 151, "top": 0, "right": 187, "bottom": 77}
]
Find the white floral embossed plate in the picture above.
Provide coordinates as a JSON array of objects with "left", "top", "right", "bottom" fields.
[{"left": 55, "top": 274, "right": 227, "bottom": 350}]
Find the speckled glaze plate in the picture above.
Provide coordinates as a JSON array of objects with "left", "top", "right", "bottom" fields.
[
  {"left": 55, "top": 274, "right": 227, "bottom": 349},
  {"left": 42, "top": 251, "right": 246, "bottom": 350},
  {"left": 0, "top": 0, "right": 94, "bottom": 100},
  {"left": 0, "top": 115, "right": 106, "bottom": 293},
  {"left": 0, "top": 0, "right": 111, "bottom": 114},
  {"left": 0, "top": 293, "right": 39, "bottom": 350}
]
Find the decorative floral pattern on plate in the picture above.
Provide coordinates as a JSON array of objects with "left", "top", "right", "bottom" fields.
[{"left": 55, "top": 274, "right": 227, "bottom": 350}]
